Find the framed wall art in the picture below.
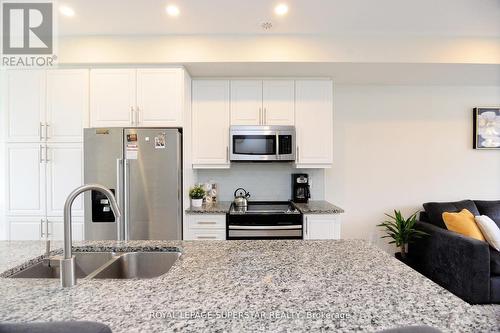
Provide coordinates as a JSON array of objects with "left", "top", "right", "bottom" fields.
[{"left": 473, "top": 107, "right": 500, "bottom": 149}]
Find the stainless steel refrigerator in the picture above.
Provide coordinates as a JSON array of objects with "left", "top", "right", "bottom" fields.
[{"left": 83, "top": 128, "right": 182, "bottom": 240}]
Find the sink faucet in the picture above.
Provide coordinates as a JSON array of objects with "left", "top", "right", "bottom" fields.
[{"left": 61, "top": 184, "right": 121, "bottom": 287}]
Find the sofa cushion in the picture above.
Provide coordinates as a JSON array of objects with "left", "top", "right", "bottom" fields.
[
  {"left": 475, "top": 215, "right": 500, "bottom": 251},
  {"left": 442, "top": 209, "right": 485, "bottom": 241},
  {"left": 491, "top": 248, "right": 500, "bottom": 276},
  {"left": 475, "top": 200, "right": 500, "bottom": 229},
  {"left": 423, "top": 200, "right": 480, "bottom": 229}
]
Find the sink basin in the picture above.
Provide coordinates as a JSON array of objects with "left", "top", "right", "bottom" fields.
[
  {"left": 90, "top": 252, "right": 181, "bottom": 279},
  {"left": 9, "top": 252, "right": 117, "bottom": 279}
]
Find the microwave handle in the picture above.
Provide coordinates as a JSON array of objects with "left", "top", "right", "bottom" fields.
[{"left": 275, "top": 133, "right": 280, "bottom": 160}]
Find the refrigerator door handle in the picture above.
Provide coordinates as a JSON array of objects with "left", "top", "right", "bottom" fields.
[
  {"left": 116, "top": 158, "right": 124, "bottom": 240},
  {"left": 123, "top": 159, "right": 130, "bottom": 241}
]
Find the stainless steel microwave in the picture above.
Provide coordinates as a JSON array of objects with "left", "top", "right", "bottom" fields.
[{"left": 229, "top": 126, "right": 296, "bottom": 162}]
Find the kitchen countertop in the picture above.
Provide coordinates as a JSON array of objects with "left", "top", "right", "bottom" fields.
[
  {"left": 0, "top": 240, "right": 498, "bottom": 332},
  {"left": 185, "top": 200, "right": 344, "bottom": 215},
  {"left": 293, "top": 201, "right": 344, "bottom": 214},
  {"left": 185, "top": 201, "right": 232, "bottom": 214}
]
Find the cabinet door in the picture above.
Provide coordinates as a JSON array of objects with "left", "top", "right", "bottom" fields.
[
  {"left": 8, "top": 217, "right": 45, "bottom": 240},
  {"left": 6, "top": 144, "right": 46, "bottom": 216},
  {"left": 304, "top": 215, "right": 341, "bottom": 240},
  {"left": 230, "top": 80, "right": 262, "bottom": 125},
  {"left": 192, "top": 80, "right": 230, "bottom": 168},
  {"left": 136, "top": 68, "right": 183, "bottom": 127},
  {"left": 49, "top": 217, "right": 84, "bottom": 241},
  {"left": 263, "top": 80, "right": 294, "bottom": 125},
  {"left": 46, "top": 69, "right": 88, "bottom": 142},
  {"left": 295, "top": 80, "right": 333, "bottom": 167},
  {"left": 5, "top": 70, "right": 45, "bottom": 142},
  {"left": 45, "top": 143, "right": 83, "bottom": 217},
  {"left": 90, "top": 69, "right": 136, "bottom": 127}
]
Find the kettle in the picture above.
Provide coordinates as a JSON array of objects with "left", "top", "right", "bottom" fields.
[{"left": 233, "top": 188, "right": 251, "bottom": 208}]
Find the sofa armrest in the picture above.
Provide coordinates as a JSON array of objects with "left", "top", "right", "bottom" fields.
[{"left": 408, "top": 221, "right": 491, "bottom": 304}]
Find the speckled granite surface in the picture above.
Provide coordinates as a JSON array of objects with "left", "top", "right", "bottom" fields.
[
  {"left": 294, "top": 201, "right": 345, "bottom": 214},
  {"left": 0, "top": 240, "right": 498, "bottom": 332},
  {"left": 185, "top": 200, "right": 344, "bottom": 215},
  {"left": 185, "top": 201, "right": 232, "bottom": 214}
]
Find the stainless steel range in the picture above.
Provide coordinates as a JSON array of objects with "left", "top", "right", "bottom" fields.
[{"left": 226, "top": 201, "right": 303, "bottom": 240}]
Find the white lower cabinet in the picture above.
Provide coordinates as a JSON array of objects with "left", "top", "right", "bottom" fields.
[
  {"left": 184, "top": 215, "right": 226, "bottom": 240},
  {"left": 303, "top": 214, "right": 341, "bottom": 240},
  {"left": 8, "top": 216, "right": 84, "bottom": 241}
]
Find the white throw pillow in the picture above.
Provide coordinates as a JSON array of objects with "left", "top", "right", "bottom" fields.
[{"left": 475, "top": 215, "right": 500, "bottom": 251}]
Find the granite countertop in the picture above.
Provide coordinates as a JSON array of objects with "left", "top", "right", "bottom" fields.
[
  {"left": 0, "top": 240, "right": 498, "bottom": 332},
  {"left": 185, "top": 201, "right": 232, "bottom": 214},
  {"left": 185, "top": 200, "right": 344, "bottom": 215},
  {"left": 293, "top": 201, "right": 344, "bottom": 214}
]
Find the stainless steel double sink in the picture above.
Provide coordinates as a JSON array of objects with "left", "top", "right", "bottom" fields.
[{"left": 9, "top": 251, "right": 181, "bottom": 280}]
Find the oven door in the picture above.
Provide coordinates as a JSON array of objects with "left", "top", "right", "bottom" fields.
[
  {"left": 228, "top": 225, "right": 303, "bottom": 239},
  {"left": 230, "top": 129, "right": 278, "bottom": 161},
  {"left": 227, "top": 213, "right": 303, "bottom": 240}
]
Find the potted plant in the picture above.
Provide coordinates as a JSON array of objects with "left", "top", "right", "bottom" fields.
[
  {"left": 189, "top": 185, "right": 206, "bottom": 208},
  {"left": 377, "top": 210, "right": 428, "bottom": 262}
]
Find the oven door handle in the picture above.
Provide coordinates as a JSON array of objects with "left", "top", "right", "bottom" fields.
[{"left": 228, "top": 225, "right": 302, "bottom": 230}]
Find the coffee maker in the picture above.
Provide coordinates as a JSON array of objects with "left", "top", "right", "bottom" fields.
[{"left": 292, "top": 173, "right": 311, "bottom": 203}]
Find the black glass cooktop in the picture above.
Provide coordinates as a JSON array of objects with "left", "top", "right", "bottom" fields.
[{"left": 230, "top": 201, "right": 299, "bottom": 214}]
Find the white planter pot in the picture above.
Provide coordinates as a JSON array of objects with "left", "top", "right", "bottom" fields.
[{"left": 191, "top": 199, "right": 203, "bottom": 208}]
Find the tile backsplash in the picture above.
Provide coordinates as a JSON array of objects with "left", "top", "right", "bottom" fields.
[{"left": 196, "top": 163, "right": 325, "bottom": 202}]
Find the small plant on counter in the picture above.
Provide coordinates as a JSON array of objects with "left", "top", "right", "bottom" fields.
[
  {"left": 189, "top": 185, "right": 206, "bottom": 208},
  {"left": 377, "top": 210, "right": 428, "bottom": 259}
]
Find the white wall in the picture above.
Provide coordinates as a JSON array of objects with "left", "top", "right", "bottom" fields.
[{"left": 326, "top": 85, "right": 500, "bottom": 249}]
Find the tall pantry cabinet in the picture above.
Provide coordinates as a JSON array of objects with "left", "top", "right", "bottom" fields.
[{"left": 3, "top": 69, "right": 87, "bottom": 240}]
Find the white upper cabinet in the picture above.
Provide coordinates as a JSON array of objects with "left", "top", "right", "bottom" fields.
[
  {"left": 262, "top": 80, "right": 294, "bottom": 125},
  {"left": 5, "top": 70, "right": 46, "bottom": 142},
  {"left": 192, "top": 80, "right": 230, "bottom": 168},
  {"left": 6, "top": 143, "right": 46, "bottom": 216},
  {"left": 46, "top": 69, "right": 89, "bottom": 142},
  {"left": 90, "top": 69, "right": 136, "bottom": 127},
  {"left": 295, "top": 80, "right": 333, "bottom": 168},
  {"left": 90, "top": 68, "right": 185, "bottom": 128},
  {"left": 45, "top": 143, "right": 83, "bottom": 217},
  {"left": 230, "top": 80, "right": 262, "bottom": 125},
  {"left": 136, "top": 68, "right": 183, "bottom": 127}
]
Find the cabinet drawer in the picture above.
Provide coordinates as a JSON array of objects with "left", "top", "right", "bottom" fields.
[
  {"left": 186, "top": 215, "right": 226, "bottom": 229},
  {"left": 184, "top": 228, "right": 226, "bottom": 240}
]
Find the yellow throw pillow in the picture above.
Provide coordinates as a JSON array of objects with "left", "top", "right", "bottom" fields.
[{"left": 442, "top": 209, "right": 485, "bottom": 241}]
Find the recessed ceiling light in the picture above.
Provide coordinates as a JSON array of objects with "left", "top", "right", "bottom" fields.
[
  {"left": 166, "top": 5, "right": 180, "bottom": 17},
  {"left": 59, "top": 5, "right": 75, "bottom": 17},
  {"left": 274, "top": 4, "right": 288, "bottom": 16}
]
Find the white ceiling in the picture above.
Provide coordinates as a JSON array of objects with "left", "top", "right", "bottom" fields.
[{"left": 57, "top": 0, "right": 500, "bottom": 37}]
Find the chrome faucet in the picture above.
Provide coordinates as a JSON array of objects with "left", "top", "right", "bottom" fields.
[{"left": 61, "top": 184, "right": 121, "bottom": 287}]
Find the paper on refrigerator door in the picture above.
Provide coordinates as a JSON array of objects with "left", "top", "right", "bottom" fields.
[{"left": 126, "top": 144, "right": 138, "bottom": 159}]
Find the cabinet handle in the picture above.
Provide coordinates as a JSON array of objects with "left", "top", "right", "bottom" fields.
[
  {"left": 130, "top": 106, "right": 134, "bottom": 126},
  {"left": 45, "top": 146, "right": 50, "bottom": 163},
  {"left": 259, "top": 108, "right": 262, "bottom": 125},
  {"left": 264, "top": 108, "right": 267, "bottom": 125},
  {"left": 197, "top": 236, "right": 217, "bottom": 239},
  {"left": 135, "top": 106, "right": 140, "bottom": 126},
  {"left": 226, "top": 146, "right": 229, "bottom": 162},
  {"left": 296, "top": 146, "right": 299, "bottom": 163},
  {"left": 198, "top": 221, "right": 217, "bottom": 225},
  {"left": 39, "top": 145, "right": 43, "bottom": 163},
  {"left": 40, "top": 219, "right": 45, "bottom": 238},
  {"left": 39, "top": 123, "right": 44, "bottom": 140},
  {"left": 45, "top": 123, "right": 50, "bottom": 139}
]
